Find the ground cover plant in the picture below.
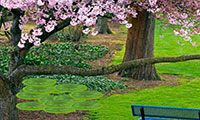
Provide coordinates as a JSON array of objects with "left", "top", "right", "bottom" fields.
[
  {"left": 23, "top": 75, "right": 126, "bottom": 93},
  {"left": 0, "top": 42, "right": 126, "bottom": 93},
  {"left": 0, "top": 42, "right": 109, "bottom": 75},
  {"left": 16, "top": 78, "right": 103, "bottom": 114}
]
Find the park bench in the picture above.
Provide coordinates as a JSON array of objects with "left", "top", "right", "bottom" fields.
[{"left": 131, "top": 105, "right": 200, "bottom": 120}]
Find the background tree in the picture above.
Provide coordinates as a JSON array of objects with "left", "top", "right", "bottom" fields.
[
  {"left": 96, "top": 16, "right": 112, "bottom": 34},
  {"left": 0, "top": 0, "right": 199, "bottom": 119}
]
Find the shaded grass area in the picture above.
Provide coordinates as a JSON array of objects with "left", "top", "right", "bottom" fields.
[
  {"left": 111, "top": 22, "right": 200, "bottom": 78},
  {"left": 87, "top": 79, "right": 200, "bottom": 120}
]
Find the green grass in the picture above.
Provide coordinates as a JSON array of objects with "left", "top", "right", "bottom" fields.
[
  {"left": 87, "top": 79, "right": 200, "bottom": 120},
  {"left": 111, "top": 21, "right": 200, "bottom": 78},
  {"left": 111, "top": 45, "right": 125, "bottom": 65},
  {"left": 90, "top": 22, "right": 200, "bottom": 120}
]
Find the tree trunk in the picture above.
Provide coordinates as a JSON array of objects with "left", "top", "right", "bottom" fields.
[
  {"left": 119, "top": 10, "right": 160, "bottom": 80},
  {"left": 1, "top": 12, "right": 24, "bottom": 120},
  {"left": 96, "top": 16, "right": 112, "bottom": 34},
  {"left": 0, "top": 72, "right": 19, "bottom": 120},
  {"left": 9, "top": 12, "right": 24, "bottom": 74}
]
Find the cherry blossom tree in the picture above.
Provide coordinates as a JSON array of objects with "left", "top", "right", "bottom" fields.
[
  {"left": 119, "top": 0, "right": 200, "bottom": 80},
  {"left": 0, "top": 0, "right": 200, "bottom": 119}
]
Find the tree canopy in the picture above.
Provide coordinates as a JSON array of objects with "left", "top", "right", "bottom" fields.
[{"left": 0, "top": 0, "right": 199, "bottom": 48}]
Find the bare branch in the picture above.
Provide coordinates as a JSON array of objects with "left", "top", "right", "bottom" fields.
[{"left": 9, "top": 54, "right": 200, "bottom": 83}]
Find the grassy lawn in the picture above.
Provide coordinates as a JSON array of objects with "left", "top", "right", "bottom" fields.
[
  {"left": 87, "top": 79, "right": 200, "bottom": 120},
  {"left": 87, "top": 22, "right": 200, "bottom": 119},
  {"left": 111, "top": 22, "right": 200, "bottom": 78}
]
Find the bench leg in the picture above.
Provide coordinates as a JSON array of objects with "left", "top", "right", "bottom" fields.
[
  {"left": 198, "top": 111, "right": 200, "bottom": 120},
  {"left": 140, "top": 107, "right": 145, "bottom": 120}
]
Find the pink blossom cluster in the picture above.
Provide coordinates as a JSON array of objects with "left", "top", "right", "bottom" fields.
[
  {"left": 0, "top": 0, "right": 199, "bottom": 47},
  {"left": 0, "top": 0, "right": 137, "bottom": 48},
  {"left": 134, "top": 0, "right": 200, "bottom": 46}
]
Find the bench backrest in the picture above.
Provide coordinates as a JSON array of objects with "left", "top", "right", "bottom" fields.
[{"left": 131, "top": 105, "right": 200, "bottom": 120}]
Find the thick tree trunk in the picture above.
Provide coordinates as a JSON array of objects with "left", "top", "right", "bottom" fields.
[
  {"left": 1, "top": 12, "right": 23, "bottom": 120},
  {"left": 119, "top": 10, "right": 160, "bottom": 80},
  {"left": 9, "top": 12, "right": 24, "bottom": 74},
  {"left": 0, "top": 72, "right": 19, "bottom": 120},
  {"left": 96, "top": 16, "right": 112, "bottom": 34}
]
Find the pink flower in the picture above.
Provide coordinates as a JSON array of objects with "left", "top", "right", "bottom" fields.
[
  {"left": 21, "top": 33, "right": 29, "bottom": 40},
  {"left": 37, "top": 19, "right": 46, "bottom": 25},
  {"left": 126, "top": 23, "right": 132, "bottom": 29},
  {"left": 191, "top": 42, "right": 196, "bottom": 47},
  {"left": 60, "top": 14, "right": 68, "bottom": 20},
  {"left": 32, "top": 28, "right": 43, "bottom": 36},
  {"left": 29, "top": 37, "right": 34, "bottom": 43},
  {"left": 37, "top": 0, "right": 44, "bottom": 6},
  {"left": 83, "top": 28, "right": 90, "bottom": 34},
  {"left": 34, "top": 41, "right": 41, "bottom": 46},
  {"left": 45, "top": 21, "right": 57, "bottom": 32},
  {"left": 17, "top": 42, "right": 25, "bottom": 48},
  {"left": 92, "top": 28, "right": 98, "bottom": 36}
]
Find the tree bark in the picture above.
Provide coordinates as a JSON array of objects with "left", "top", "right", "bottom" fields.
[
  {"left": 1, "top": 13, "right": 72, "bottom": 120},
  {"left": 9, "top": 12, "right": 24, "bottom": 74},
  {"left": 9, "top": 54, "right": 200, "bottom": 83},
  {"left": 96, "top": 16, "right": 112, "bottom": 34},
  {"left": 0, "top": 71, "right": 19, "bottom": 120},
  {"left": 119, "top": 10, "right": 160, "bottom": 80}
]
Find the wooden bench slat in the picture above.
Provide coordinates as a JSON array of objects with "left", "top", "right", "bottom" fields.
[{"left": 131, "top": 105, "right": 200, "bottom": 120}]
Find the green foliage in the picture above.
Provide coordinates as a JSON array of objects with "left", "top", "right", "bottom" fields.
[
  {"left": 23, "top": 75, "right": 127, "bottom": 93},
  {"left": 55, "top": 94, "right": 85, "bottom": 102},
  {"left": 26, "top": 43, "right": 109, "bottom": 62},
  {"left": 44, "top": 107, "right": 75, "bottom": 114},
  {"left": 88, "top": 80, "right": 200, "bottom": 120},
  {"left": 0, "top": 46, "right": 13, "bottom": 74},
  {"left": 22, "top": 78, "right": 56, "bottom": 87},
  {"left": 16, "top": 91, "right": 47, "bottom": 100},
  {"left": 16, "top": 78, "right": 103, "bottom": 114},
  {"left": 43, "top": 99, "right": 74, "bottom": 108},
  {"left": 0, "top": 42, "right": 125, "bottom": 93},
  {"left": 38, "top": 95, "right": 55, "bottom": 103},
  {"left": 54, "top": 84, "right": 87, "bottom": 93},
  {"left": 0, "top": 42, "right": 109, "bottom": 75},
  {"left": 23, "top": 86, "right": 55, "bottom": 94},
  {"left": 70, "top": 91, "right": 104, "bottom": 100},
  {"left": 16, "top": 102, "right": 44, "bottom": 111}
]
